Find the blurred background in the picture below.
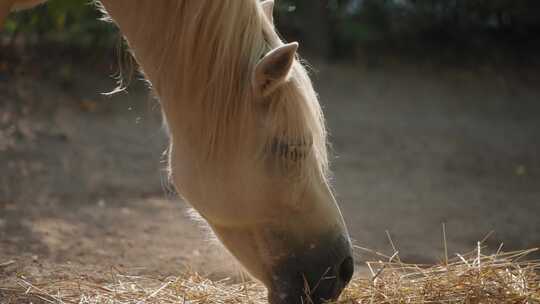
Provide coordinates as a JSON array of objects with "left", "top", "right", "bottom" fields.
[{"left": 1, "top": 0, "right": 539, "bottom": 281}]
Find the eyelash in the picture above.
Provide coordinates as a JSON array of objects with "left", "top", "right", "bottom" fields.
[{"left": 269, "top": 138, "right": 312, "bottom": 162}]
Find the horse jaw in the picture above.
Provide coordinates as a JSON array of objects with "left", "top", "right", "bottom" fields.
[{"left": 168, "top": 145, "right": 352, "bottom": 304}]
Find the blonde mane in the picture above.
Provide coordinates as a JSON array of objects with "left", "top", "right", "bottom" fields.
[{"left": 103, "top": 0, "right": 329, "bottom": 179}]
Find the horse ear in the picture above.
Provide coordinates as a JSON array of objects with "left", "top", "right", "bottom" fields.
[
  {"left": 253, "top": 42, "right": 298, "bottom": 98},
  {"left": 261, "top": 0, "right": 274, "bottom": 23}
]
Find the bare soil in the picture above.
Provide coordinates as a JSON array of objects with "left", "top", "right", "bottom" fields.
[{"left": 1, "top": 57, "right": 539, "bottom": 287}]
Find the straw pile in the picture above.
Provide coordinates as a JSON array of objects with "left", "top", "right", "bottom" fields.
[
  {"left": 345, "top": 244, "right": 540, "bottom": 304},
  {"left": 1, "top": 245, "right": 539, "bottom": 304}
]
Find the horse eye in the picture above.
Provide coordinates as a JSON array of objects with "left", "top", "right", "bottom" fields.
[{"left": 268, "top": 137, "right": 312, "bottom": 162}]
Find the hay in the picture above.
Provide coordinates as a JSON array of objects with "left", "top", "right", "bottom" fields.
[
  {"left": 1, "top": 245, "right": 539, "bottom": 304},
  {"left": 345, "top": 244, "right": 540, "bottom": 304},
  {"left": 0, "top": 272, "right": 267, "bottom": 304}
]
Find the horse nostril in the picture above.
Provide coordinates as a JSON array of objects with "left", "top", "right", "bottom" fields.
[{"left": 339, "top": 256, "right": 354, "bottom": 285}]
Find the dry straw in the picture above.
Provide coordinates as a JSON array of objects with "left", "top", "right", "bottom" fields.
[
  {"left": 346, "top": 244, "right": 539, "bottom": 304},
  {"left": 1, "top": 244, "right": 539, "bottom": 304}
]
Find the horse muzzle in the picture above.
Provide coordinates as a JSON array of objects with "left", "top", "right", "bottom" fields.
[{"left": 267, "top": 233, "right": 354, "bottom": 304}]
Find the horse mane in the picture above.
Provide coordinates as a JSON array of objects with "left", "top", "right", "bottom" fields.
[{"left": 102, "top": 0, "right": 329, "bottom": 179}]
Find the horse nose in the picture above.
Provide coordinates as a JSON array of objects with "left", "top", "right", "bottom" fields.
[
  {"left": 269, "top": 255, "right": 355, "bottom": 304},
  {"left": 305, "top": 255, "right": 354, "bottom": 304},
  {"left": 268, "top": 235, "right": 354, "bottom": 304}
]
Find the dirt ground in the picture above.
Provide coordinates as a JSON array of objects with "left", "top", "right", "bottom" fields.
[{"left": 1, "top": 56, "right": 539, "bottom": 287}]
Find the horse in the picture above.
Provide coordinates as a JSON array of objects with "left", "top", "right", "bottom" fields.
[{"left": 0, "top": 1, "right": 354, "bottom": 303}]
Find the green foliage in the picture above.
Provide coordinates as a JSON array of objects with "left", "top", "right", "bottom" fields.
[
  {"left": 276, "top": 0, "right": 540, "bottom": 58},
  {"left": 3, "top": 0, "right": 117, "bottom": 49},
  {"left": 2, "top": 0, "right": 538, "bottom": 56}
]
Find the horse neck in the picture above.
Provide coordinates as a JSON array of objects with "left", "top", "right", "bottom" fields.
[{"left": 99, "top": 1, "right": 264, "bottom": 158}]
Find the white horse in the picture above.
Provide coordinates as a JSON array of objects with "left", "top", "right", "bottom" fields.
[{"left": 0, "top": 1, "right": 354, "bottom": 303}]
